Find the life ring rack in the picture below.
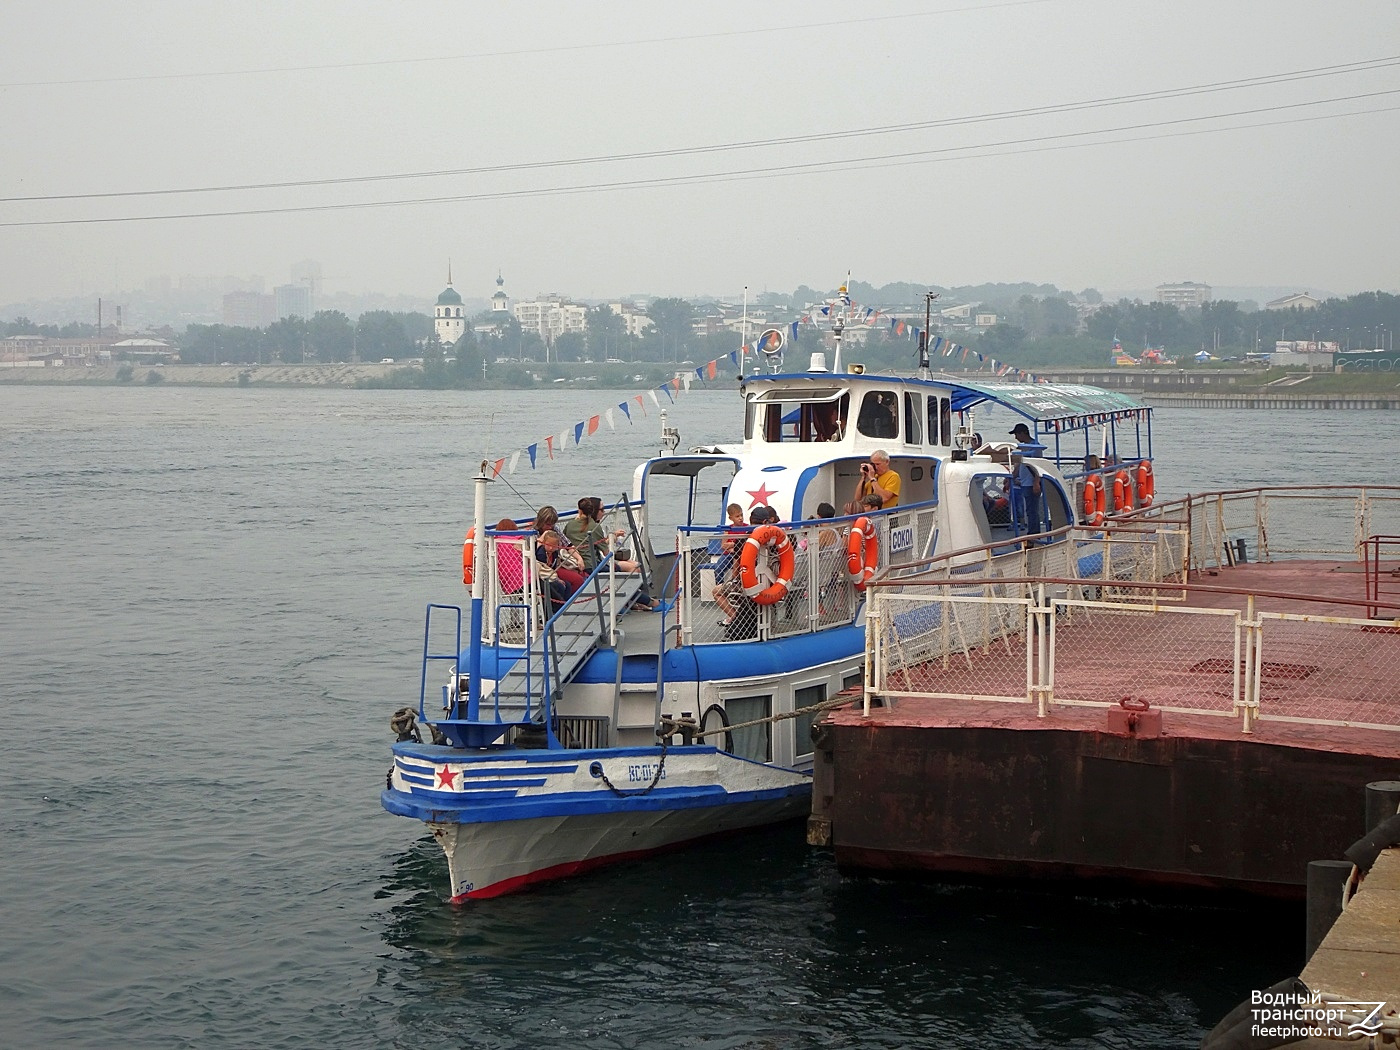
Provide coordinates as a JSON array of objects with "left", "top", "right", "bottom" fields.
[
  {"left": 738, "top": 524, "right": 796, "bottom": 605},
  {"left": 846, "top": 516, "right": 878, "bottom": 590}
]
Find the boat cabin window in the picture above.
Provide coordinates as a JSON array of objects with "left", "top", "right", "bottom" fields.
[
  {"left": 925, "top": 395, "right": 952, "bottom": 445},
  {"left": 855, "top": 391, "right": 898, "bottom": 439},
  {"left": 725, "top": 694, "right": 772, "bottom": 761},
  {"left": 792, "top": 682, "right": 825, "bottom": 761},
  {"left": 903, "top": 392, "right": 922, "bottom": 446},
  {"left": 753, "top": 392, "right": 849, "bottom": 443},
  {"left": 976, "top": 474, "right": 1012, "bottom": 527}
]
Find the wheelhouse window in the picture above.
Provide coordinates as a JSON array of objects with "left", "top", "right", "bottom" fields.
[
  {"left": 855, "top": 391, "right": 898, "bottom": 439},
  {"left": 903, "top": 392, "right": 923, "bottom": 445},
  {"left": 748, "top": 389, "right": 848, "bottom": 443}
]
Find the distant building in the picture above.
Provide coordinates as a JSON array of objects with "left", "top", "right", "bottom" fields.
[
  {"left": 111, "top": 337, "right": 179, "bottom": 363},
  {"left": 1264, "top": 292, "right": 1322, "bottom": 311},
  {"left": 223, "top": 290, "right": 276, "bottom": 328},
  {"left": 1155, "top": 282, "right": 1212, "bottom": 307},
  {"left": 273, "top": 283, "right": 312, "bottom": 320},
  {"left": 434, "top": 266, "right": 466, "bottom": 346},
  {"left": 607, "top": 301, "right": 653, "bottom": 339},
  {"left": 514, "top": 295, "right": 588, "bottom": 344},
  {"left": 491, "top": 272, "right": 510, "bottom": 314},
  {"left": 974, "top": 313, "right": 998, "bottom": 328}
]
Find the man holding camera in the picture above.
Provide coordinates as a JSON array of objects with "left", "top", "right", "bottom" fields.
[{"left": 853, "top": 450, "right": 901, "bottom": 509}]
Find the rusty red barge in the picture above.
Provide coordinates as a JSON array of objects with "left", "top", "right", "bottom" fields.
[{"left": 808, "top": 487, "right": 1400, "bottom": 896}]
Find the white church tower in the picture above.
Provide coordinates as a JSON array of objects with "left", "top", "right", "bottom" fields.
[
  {"left": 491, "top": 271, "right": 510, "bottom": 314},
  {"left": 434, "top": 263, "right": 465, "bottom": 347}
]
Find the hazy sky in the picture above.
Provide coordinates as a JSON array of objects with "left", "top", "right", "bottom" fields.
[{"left": 3, "top": 0, "right": 1398, "bottom": 305}]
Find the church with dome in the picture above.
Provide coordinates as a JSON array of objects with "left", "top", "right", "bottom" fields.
[
  {"left": 433, "top": 266, "right": 509, "bottom": 346},
  {"left": 434, "top": 265, "right": 465, "bottom": 347}
]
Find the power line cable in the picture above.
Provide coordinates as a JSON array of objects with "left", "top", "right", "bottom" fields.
[
  {"left": 4, "top": 54, "right": 1397, "bottom": 204},
  {"left": 0, "top": 1, "right": 1051, "bottom": 88},
  {"left": 2, "top": 91, "right": 1394, "bottom": 228}
]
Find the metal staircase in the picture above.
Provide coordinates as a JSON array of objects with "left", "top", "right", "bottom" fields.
[{"left": 476, "top": 566, "right": 648, "bottom": 742}]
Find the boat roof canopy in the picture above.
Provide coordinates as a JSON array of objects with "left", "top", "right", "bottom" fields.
[{"left": 943, "top": 380, "right": 1149, "bottom": 432}]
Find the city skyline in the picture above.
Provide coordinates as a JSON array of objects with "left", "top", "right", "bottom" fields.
[{"left": 3, "top": 1, "right": 1397, "bottom": 307}]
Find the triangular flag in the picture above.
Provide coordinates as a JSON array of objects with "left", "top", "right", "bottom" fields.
[
  {"left": 573, "top": 421, "right": 585, "bottom": 445},
  {"left": 492, "top": 458, "right": 505, "bottom": 478},
  {"left": 587, "top": 414, "right": 600, "bottom": 435},
  {"left": 508, "top": 450, "right": 521, "bottom": 475},
  {"left": 604, "top": 408, "right": 615, "bottom": 430},
  {"left": 527, "top": 443, "right": 538, "bottom": 468},
  {"left": 545, "top": 436, "right": 555, "bottom": 459},
  {"left": 647, "top": 391, "right": 659, "bottom": 409},
  {"left": 618, "top": 400, "right": 631, "bottom": 421}
]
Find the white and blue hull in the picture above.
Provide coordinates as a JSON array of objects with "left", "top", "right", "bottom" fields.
[{"left": 383, "top": 744, "right": 811, "bottom": 899}]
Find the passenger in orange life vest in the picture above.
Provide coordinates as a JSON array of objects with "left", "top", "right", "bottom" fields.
[{"left": 853, "top": 449, "right": 901, "bottom": 509}]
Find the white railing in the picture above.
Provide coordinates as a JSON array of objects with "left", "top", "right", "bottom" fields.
[
  {"left": 868, "top": 583, "right": 1400, "bottom": 734},
  {"left": 865, "top": 487, "right": 1400, "bottom": 734},
  {"left": 671, "top": 503, "right": 941, "bottom": 646}
]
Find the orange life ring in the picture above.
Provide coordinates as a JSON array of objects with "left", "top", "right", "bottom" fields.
[
  {"left": 846, "top": 516, "right": 879, "bottom": 590},
  {"left": 462, "top": 527, "right": 475, "bottom": 585},
  {"left": 738, "top": 524, "right": 796, "bottom": 605},
  {"left": 1135, "top": 460, "right": 1155, "bottom": 506},
  {"left": 1112, "top": 469, "right": 1133, "bottom": 512},
  {"left": 1082, "top": 475, "right": 1105, "bottom": 527}
]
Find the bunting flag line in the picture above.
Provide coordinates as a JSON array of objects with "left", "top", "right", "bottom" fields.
[{"left": 474, "top": 291, "right": 1052, "bottom": 477}]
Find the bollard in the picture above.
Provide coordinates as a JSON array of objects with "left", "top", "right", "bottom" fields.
[
  {"left": 1305, "top": 859, "right": 1353, "bottom": 961},
  {"left": 1364, "top": 780, "right": 1400, "bottom": 832}
]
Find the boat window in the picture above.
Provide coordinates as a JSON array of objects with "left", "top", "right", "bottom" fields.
[
  {"left": 842, "top": 670, "right": 863, "bottom": 692},
  {"left": 940, "top": 397, "right": 951, "bottom": 447},
  {"left": 927, "top": 395, "right": 941, "bottom": 445},
  {"left": 903, "top": 392, "right": 923, "bottom": 445},
  {"left": 726, "top": 694, "right": 771, "bottom": 761},
  {"left": 753, "top": 393, "right": 850, "bottom": 443},
  {"left": 856, "top": 391, "right": 898, "bottom": 439},
  {"left": 792, "top": 682, "right": 825, "bottom": 760},
  {"left": 975, "top": 474, "right": 1012, "bottom": 528}
]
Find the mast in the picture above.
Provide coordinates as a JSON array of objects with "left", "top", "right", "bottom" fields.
[
  {"left": 918, "top": 291, "right": 939, "bottom": 380},
  {"left": 467, "top": 463, "right": 489, "bottom": 712},
  {"left": 739, "top": 285, "right": 748, "bottom": 378},
  {"left": 831, "top": 272, "right": 850, "bottom": 374}
]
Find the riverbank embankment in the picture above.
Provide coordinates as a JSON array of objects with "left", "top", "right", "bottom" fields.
[{"left": 0, "top": 363, "right": 399, "bottom": 386}]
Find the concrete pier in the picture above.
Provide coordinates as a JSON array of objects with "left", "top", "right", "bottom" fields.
[{"left": 1294, "top": 847, "right": 1400, "bottom": 1044}]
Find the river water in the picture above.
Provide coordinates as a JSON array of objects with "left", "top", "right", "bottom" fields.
[{"left": 0, "top": 384, "right": 1379, "bottom": 1049}]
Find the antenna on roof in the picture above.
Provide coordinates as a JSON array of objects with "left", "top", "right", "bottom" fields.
[{"left": 919, "top": 291, "right": 940, "bottom": 380}]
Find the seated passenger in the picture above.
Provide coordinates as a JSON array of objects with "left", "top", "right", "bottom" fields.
[
  {"left": 536, "top": 529, "right": 586, "bottom": 604},
  {"left": 713, "top": 506, "right": 767, "bottom": 627}
]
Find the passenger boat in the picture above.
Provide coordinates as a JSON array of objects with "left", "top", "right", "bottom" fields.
[{"left": 381, "top": 316, "right": 1157, "bottom": 900}]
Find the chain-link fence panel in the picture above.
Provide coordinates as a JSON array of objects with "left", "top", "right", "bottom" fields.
[
  {"left": 872, "top": 591, "right": 1031, "bottom": 702},
  {"left": 1255, "top": 613, "right": 1400, "bottom": 728},
  {"left": 1049, "top": 602, "right": 1241, "bottom": 713}
]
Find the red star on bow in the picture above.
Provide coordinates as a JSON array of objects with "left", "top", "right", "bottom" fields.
[
  {"left": 746, "top": 483, "right": 777, "bottom": 509},
  {"left": 435, "top": 766, "right": 459, "bottom": 789}
]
